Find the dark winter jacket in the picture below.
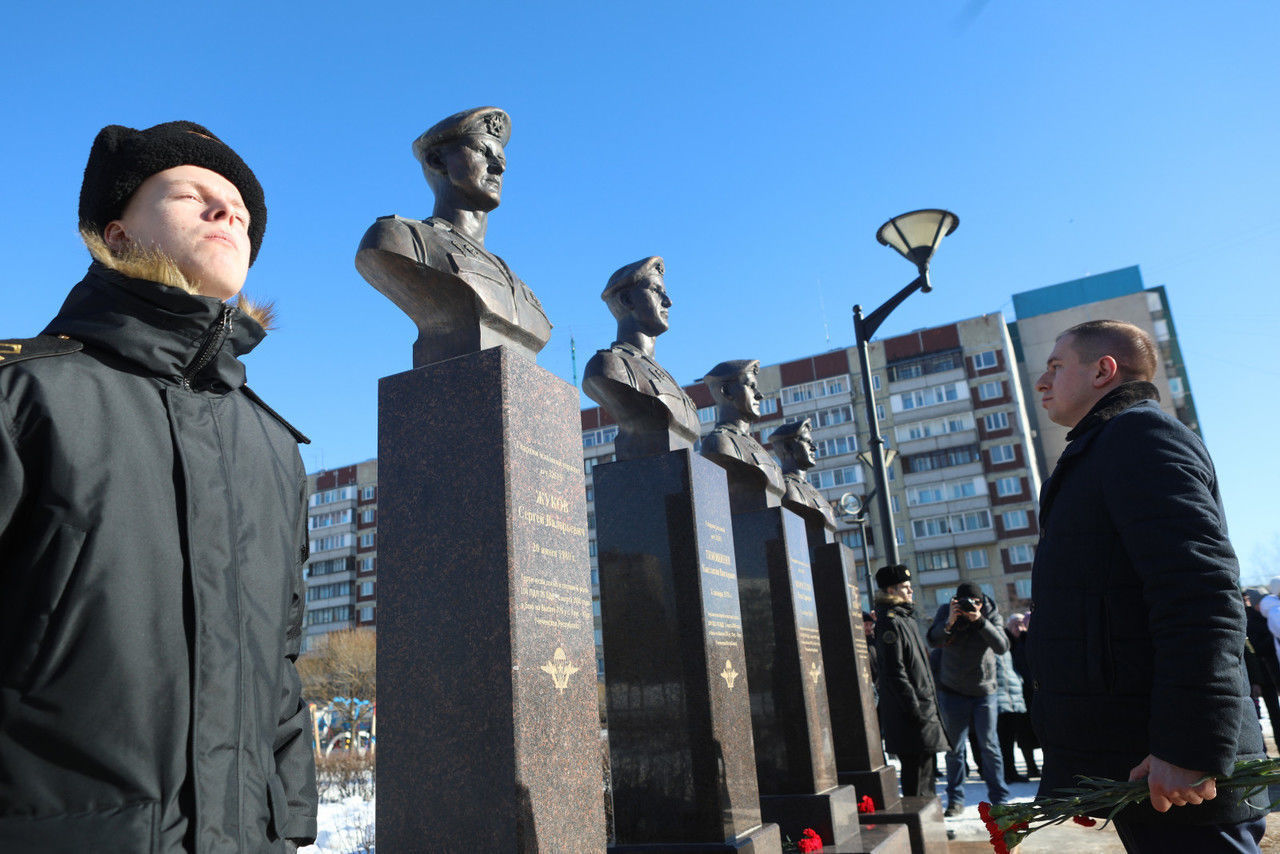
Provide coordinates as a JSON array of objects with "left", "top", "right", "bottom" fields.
[
  {"left": 926, "top": 594, "right": 1008, "bottom": 696},
  {"left": 994, "top": 651, "right": 1025, "bottom": 714},
  {"left": 0, "top": 263, "right": 317, "bottom": 852},
  {"left": 874, "top": 596, "right": 949, "bottom": 755},
  {"left": 1027, "top": 382, "right": 1265, "bottom": 825}
]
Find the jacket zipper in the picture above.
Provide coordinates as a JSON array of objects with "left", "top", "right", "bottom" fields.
[{"left": 180, "top": 305, "right": 234, "bottom": 389}]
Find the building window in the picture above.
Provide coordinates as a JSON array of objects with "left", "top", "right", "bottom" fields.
[
  {"left": 972, "top": 350, "right": 998, "bottom": 370},
  {"left": 896, "top": 527, "right": 906, "bottom": 545},
  {"left": 358, "top": 605, "right": 374, "bottom": 622},
  {"left": 585, "top": 485, "right": 594, "bottom": 502},
  {"left": 916, "top": 549, "right": 958, "bottom": 572},
  {"left": 977, "top": 381, "right": 1003, "bottom": 401},
  {"left": 995, "top": 476, "right": 1021, "bottom": 497},
  {"left": 807, "top": 466, "right": 862, "bottom": 489},
  {"left": 891, "top": 494, "right": 901, "bottom": 513},
  {"left": 304, "top": 604, "right": 353, "bottom": 627},
  {"left": 307, "top": 581, "right": 352, "bottom": 602},
  {"left": 1169, "top": 377, "right": 1184, "bottom": 397},
  {"left": 308, "top": 557, "right": 351, "bottom": 577},
  {"left": 309, "top": 533, "right": 353, "bottom": 553},
  {"left": 360, "top": 485, "right": 376, "bottom": 500},
  {"left": 906, "top": 476, "right": 983, "bottom": 506},
  {"left": 1002, "top": 509, "right": 1029, "bottom": 530},
  {"left": 872, "top": 375, "right": 882, "bottom": 391},
  {"left": 814, "top": 434, "right": 857, "bottom": 459},
  {"left": 887, "top": 350, "right": 962, "bottom": 382},
  {"left": 812, "top": 404, "right": 855, "bottom": 428},
  {"left": 989, "top": 444, "right": 1017, "bottom": 464},
  {"left": 309, "top": 487, "right": 355, "bottom": 508},
  {"left": 1008, "top": 544, "right": 1035, "bottom": 564},
  {"left": 903, "top": 444, "right": 981, "bottom": 474},
  {"left": 359, "top": 580, "right": 375, "bottom": 597},
  {"left": 583, "top": 426, "right": 619, "bottom": 448},
  {"left": 895, "top": 412, "right": 974, "bottom": 442},
  {"left": 1015, "top": 578, "right": 1032, "bottom": 599},
  {"left": 759, "top": 397, "right": 779, "bottom": 415},
  {"left": 360, "top": 508, "right": 376, "bottom": 524},
  {"left": 837, "top": 529, "right": 864, "bottom": 548},
  {"left": 983, "top": 411, "right": 1009, "bottom": 431},
  {"left": 698, "top": 405, "right": 718, "bottom": 424},
  {"left": 965, "top": 549, "right": 989, "bottom": 569},
  {"left": 588, "top": 539, "right": 597, "bottom": 557},
  {"left": 359, "top": 532, "right": 376, "bottom": 548},
  {"left": 357, "top": 557, "right": 375, "bottom": 573},
  {"left": 911, "top": 509, "right": 993, "bottom": 539},
  {"left": 892, "top": 381, "right": 964, "bottom": 414}
]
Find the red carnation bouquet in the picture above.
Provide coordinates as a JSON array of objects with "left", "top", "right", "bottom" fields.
[
  {"left": 979, "top": 758, "right": 1280, "bottom": 853},
  {"left": 781, "top": 827, "right": 823, "bottom": 853}
]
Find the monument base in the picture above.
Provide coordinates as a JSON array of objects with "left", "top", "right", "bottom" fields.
[
  {"left": 609, "top": 821, "right": 783, "bottom": 853},
  {"left": 852, "top": 824, "right": 913, "bottom": 854},
  {"left": 377, "top": 346, "right": 604, "bottom": 851},
  {"left": 859, "top": 795, "right": 949, "bottom": 854},
  {"left": 838, "top": 766, "right": 900, "bottom": 811},
  {"left": 760, "top": 784, "right": 861, "bottom": 853}
]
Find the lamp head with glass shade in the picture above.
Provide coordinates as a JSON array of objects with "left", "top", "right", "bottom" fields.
[{"left": 876, "top": 208, "right": 959, "bottom": 292}]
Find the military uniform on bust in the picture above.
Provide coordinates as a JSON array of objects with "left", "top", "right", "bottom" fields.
[
  {"left": 583, "top": 256, "right": 698, "bottom": 460},
  {"left": 356, "top": 106, "right": 551, "bottom": 367}
]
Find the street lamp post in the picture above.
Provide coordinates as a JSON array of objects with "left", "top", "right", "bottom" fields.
[{"left": 853, "top": 209, "right": 959, "bottom": 567}]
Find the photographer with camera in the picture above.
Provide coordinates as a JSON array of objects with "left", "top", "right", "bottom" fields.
[{"left": 927, "top": 582, "right": 1010, "bottom": 816}]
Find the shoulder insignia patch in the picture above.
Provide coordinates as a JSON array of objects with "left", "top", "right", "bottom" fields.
[
  {"left": 0, "top": 335, "right": 82, "bottom": 367},
  {"left": 880, "top": 630, "right": 898, "bottom": 646},
  {"left": 241, "top": 385, "right": 311, "bottom": 445}
]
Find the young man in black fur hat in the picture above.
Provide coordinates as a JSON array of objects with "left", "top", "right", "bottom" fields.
[
  {"left": 873, "top": 564, "right": 949, "bottom": 800},
  {"left": 0, "top": 122, "right": 316, "bottom": 853},
  {"left": 1029, "top": 319, "right": 1266, "bottom": 852}
]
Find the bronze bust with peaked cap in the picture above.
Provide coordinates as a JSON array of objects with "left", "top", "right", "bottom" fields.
[
  {"left": 355, "top": 107, "right": 551, "bottom": 367},
  {"left": 700, "top": 359, "right": 785, "bottom": 511},
  {"left": 769, "top": 418, "right": 837, "bottom": 535},
  {"left": 582, "top": 256, "right": 699, "bottom": 461}
]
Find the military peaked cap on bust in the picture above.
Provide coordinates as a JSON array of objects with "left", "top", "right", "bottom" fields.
[
  {"left": 79, "top": 121, "right": 267, "bottom": 264},
  {"left": 769, "top": 418, "right": 812, "bottom": 444},
  {"left": 601, "top": 256, "right": 665, "bottom": 303},
  {"left": 875, "top": 564, "right": 911, "bottom": 590},
  {"left": 704, "top": 359, "right": 759, "bottom": 384},
  {"left": 412, "top": 107, "right": 511, "bottom": 165}
]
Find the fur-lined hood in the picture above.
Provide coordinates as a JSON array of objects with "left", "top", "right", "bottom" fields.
[
  {"left": 1065, "top": 380, "right": 1160, "bottom": 442},
  {"left": 81, "top": 228, "right": 276, "bottom": 330}
]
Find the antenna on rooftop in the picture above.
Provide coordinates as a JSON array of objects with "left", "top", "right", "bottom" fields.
[
  {"left": 817, "top": 278, "right": 831, "bottom": 348},
  {"left": 570, "top": 332, "right": 578, "bottom": 387}
]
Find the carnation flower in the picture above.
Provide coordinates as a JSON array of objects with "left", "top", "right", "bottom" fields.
[{"left": 978, "top": 757, "right": 1280, "bottom": 852}]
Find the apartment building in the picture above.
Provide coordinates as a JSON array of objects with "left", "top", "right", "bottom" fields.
[
  {"left": 303, "top": 458, "right": 379, "bottom": 652},
  {"left": 1011, "top": 265, "right": 1200, "bottom": 474}
]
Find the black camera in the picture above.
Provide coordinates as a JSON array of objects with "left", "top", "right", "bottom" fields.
[{"left": 958, "top": 598, "right": 980, "bottom": 613}]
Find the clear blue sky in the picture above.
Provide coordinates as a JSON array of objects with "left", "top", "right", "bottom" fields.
[{"left": 3, "top": 2, "right": 1277, "bottom": 578}]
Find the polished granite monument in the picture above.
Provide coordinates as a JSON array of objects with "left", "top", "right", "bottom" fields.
[
  {"left": 586, "top": 260, "right": 780, "bottom": 853},
  {"left": 364, "top": 109, "right": 603, "bottom": 851},
  {"left": 701, "top": 363, "right": 861, "bottom": 852}
]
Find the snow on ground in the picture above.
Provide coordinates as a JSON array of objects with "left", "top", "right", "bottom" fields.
[{"left": 299, "top": 795, "right": 375, "bottom": 854}]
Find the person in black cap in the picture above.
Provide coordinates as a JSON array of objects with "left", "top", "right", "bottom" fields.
[
  {"left": 0, "top": 121, "right": 316, "bottom": 852},
  {"left": 873, "top": 564, "right": 949, "bottom": 800},
  {"left": 927, "top": 581, "right": 1010, "bottom": 815}
]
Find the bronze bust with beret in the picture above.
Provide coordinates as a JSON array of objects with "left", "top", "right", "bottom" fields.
[
  {"left": 700, "top": 359, "right": 785, "bottom": 511},
  {"left": 769, "top": 418, "right": 837, "bottom": 538},
  {"left": 356, "top": 107, "right": 551, "bottom": 367},
  {"left": 582, "top": 256, "right": 700, "bottom": 461}
]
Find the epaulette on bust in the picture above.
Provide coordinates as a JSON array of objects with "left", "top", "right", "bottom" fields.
[
  {"left": 241, "top": 385, "right": 311, "bottom": 445},
  {"left": 0, "top": 335, "right": 83, "bottom": 366}
]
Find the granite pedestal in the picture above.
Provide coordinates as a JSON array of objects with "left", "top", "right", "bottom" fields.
[
  {"left": 859, "top": 796, "right": 949, "bottom": 854},
  {"left": 811, "top": 541, "right": 899, "bottom": 810},
  {"left": 377, "top": 346, "right": 605, "bottom": 852},
  {"left": 595, "top": 449, "right": 781, "bottom": 853},
  {"left": 731, "top": 506, "right": 861, "bottom": 852}
]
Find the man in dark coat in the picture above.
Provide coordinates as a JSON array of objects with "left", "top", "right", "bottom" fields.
[
  {"left": 873, "top": 564, "right": 948, "bottom": 799},
  {"left": 1241, "top": 589, "right": 1280, "bottom": 748},
  {"left": 927, "top": 582, "right": 1010, "bottom": 815},
  {"left": 1028, "top": 319, "right": 1266, "bottom": 852},
  {"left": 0, "top": 122, "right": 317, "bottom": 852}
]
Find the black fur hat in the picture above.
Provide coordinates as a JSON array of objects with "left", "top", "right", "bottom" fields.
[
  {"left": 79, "top": 121, "right": 266, "bottom": 264},
  {"left": 875, "top": 564, "right": 911, "bottom": 591}
]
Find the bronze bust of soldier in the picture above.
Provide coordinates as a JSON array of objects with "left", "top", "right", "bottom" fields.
[
  {"left": 770, "top": 418, "right": 836, "bottom": 545},
  {"left": 583, "top": 256, "right": 699, "bottom": 461},
  {"left": 699, "top": 359, "right": 785, "bottom": 513},
  {"left": 355, "top": 106, "right": 551, "bottom": 367}
]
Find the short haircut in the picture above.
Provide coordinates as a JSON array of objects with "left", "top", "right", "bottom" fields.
[{"left": 1059, "top": 319, "right": 1157, "bottom": 382}]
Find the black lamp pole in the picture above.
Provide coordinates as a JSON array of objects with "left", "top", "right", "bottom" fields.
[{"left": 854, "top": 209, "right": 959, "bottom": 569}]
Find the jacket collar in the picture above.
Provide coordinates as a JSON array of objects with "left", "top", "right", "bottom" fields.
[
  {"left": 1064, "top": 380, "right": 1161, "bottom": 442},
  {"left": 42, "top": 262, "right": 265, "bottom": 390}
]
